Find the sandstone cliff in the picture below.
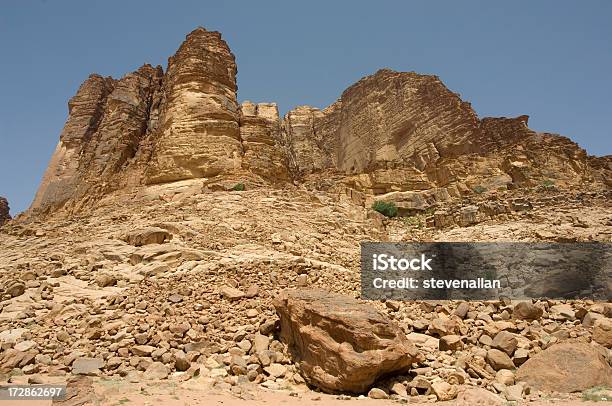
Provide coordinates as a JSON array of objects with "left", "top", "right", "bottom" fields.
[
  {"left": 29, "top": 28, "right": 610, "bottom": 215},
  {"left": 0, "top": 197, "right": 10, "bottom": 226}
]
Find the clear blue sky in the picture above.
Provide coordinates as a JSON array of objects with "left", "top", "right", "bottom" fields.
[{"left": 1, "top": 1, "right": 611, "bottom": 215}]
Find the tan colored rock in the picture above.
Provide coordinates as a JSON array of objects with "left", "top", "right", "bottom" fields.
[
  {"left": 515, "top": 341, "right": 612, "bottom": 392},
  {"left": 486, "top": 349, "right": 515, "bottom": 370},
  {"left": 220, "top": 286, "right": 245, "bottom": 301},
  {"left": 439, "top": 335, "right": 463, "bottom": 351},
  {"left": 145, "top": 28, "right": 240, "bottom": 184},
  {"left": 491, "top": 331, "right": 517, "bottom": 355},
  {"left": 593, "top": 318, "right": 612, "bottom": 348},
  {"left": 123, "top": 227, "right": 171, "bottom": 246},
  {"left": 273, "top": 289, "right": 422, "bottom": 393},
  {"left": 368, "top": 388, "right": 388, "bottom": 399},
  {"left": 239, "top": 102, "right": 289, "bottom": 182},
  {"left": 456, "top": 387, "right": 503, "bottom": 406},
  {"left": 431, "top": 381, "right": 458, "bottom": 401},
  {"left": 512, "top": 301, "right": 543, "bottom": 320},
  {"left": 428, "top": 317, "right": 461, "bottom": 337}
]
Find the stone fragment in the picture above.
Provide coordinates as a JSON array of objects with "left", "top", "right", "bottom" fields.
[
  {"left": 491, "top": 331, "right": 517, "bottom": 355},
  {"left": 144, "top": 362, "right": 170, "bottom": 380},
  {"left": 6, "top": 281, "right": 26, "bottom": 298},
  {"left": 390, "top": 382, "right": 407, "bottom": 397},
  {"left": 71, "top": 357, "right": 104, "bottom": 376},
  {"left": 456, "top": 387, "right": 503, "bottom": 406},
  {"left": 220, "top": 286, "right": 245, "bottom": 301},
  {"left": 495, "top": 369, "right": 515, "bottom": 385},
  {"left": 593, "top": 318, "right": 612, "bottom": 348},
  {"left": 131, "top": 345, "right": 156, "bottom": 357},
  {"left": 439, "top": 335, "right": 463, "bottom": 351},
  {"left": 368, "top": 388, "right": 388, "bottom": 399},
  {"left": 95, "top": 274, "right": 117, "bottom": 287},
  {"left": 123, "top": 227, "right": 172, "bottom": 246},
  {"left": 512, "top": 302, "right": 543, "bottom": 320},
  {"left": 486, "top": 349, "right": 515, "bottom": 371},
  {"left": 264, "top": 363, "right": 287, "bottom": 378},
  {"left": 431, "top": 381, "right": 458, "bottom": 401}
]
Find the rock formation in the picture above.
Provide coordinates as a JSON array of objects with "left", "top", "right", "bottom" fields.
[
  {"left": 273, "top": 289, "right": 422, "bottom": 393},
  {"left": 0, "top": 197, "right": 10, "bottom": 225},
  {"left": 144, "top": 28, "right": 241, "bottom": 184},
  {"left": 239, "top": 102, "right": 289, "bottom": 182},
  {"left": 515, "top": 341, "right": 612, "bottom": 392},
  {"left": 29, "top": 27, "right": 610, "bottom": 216}
]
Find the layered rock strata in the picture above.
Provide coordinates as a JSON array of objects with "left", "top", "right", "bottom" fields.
[{"left": 29, "top": 28, "right": 610, "bottom": 215}]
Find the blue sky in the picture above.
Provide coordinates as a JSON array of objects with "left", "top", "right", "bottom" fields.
[{"left": 1, "top": 1, "right": 611, "bottom": 214}]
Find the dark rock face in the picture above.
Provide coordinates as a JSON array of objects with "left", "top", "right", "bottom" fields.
[
  {"left": 29, "top": 27, "right": 610, "bottom": 215},
  {"left": 0, "top": 197, "right": 10, "bottom": 225}
]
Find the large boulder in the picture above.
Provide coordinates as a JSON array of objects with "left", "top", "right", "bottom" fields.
[
  {"left": 273, "top": 289, "right": 422, "bottom": 393},
  {"left": 593, "top": 318, "right": 612, "bottom": 348},
  {"left": 515, "top": 341, "right": 612, "bottom": 392}
]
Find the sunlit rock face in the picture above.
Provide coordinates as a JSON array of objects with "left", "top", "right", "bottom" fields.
[
  {"left": 29, "top": 27, "right": 610, "bottom": 215},
  {"left": 145, "top": 28, "right": 242, "bottom": 184},
  {"left": 239, "top": 101, "right": 290, "bottom": 182}
]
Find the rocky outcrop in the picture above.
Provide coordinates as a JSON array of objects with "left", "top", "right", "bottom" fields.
[
  {"left": 0, "top": 197, "right": 10, "bottom": 225},
  {"left": 145, "top": 28, "right": 241, "bottom": 184},
  {"left": 29, "top": 27, "right": 610, "bottom": 215},
  {"left": 283, "top": 70, "right": 603, "bottom": 195},
  {"left": 239, "top": 102, "right": 289, "bottom": 182},
  {"left": 30, "top": 74, "right": 116, "bottom": 212},
  {"left": 273, "top": 289, "right": 422, "bottom": 393}
]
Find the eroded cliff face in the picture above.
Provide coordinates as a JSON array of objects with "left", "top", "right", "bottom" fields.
[
  {"left": 283, "top": 69, "right": 604, "bottom": 195},
  {"left": 29, "top": 28, "right": 609, "bottom": 215},
  {"left": 240, "top": 102, "right": 290, "bottom": 182},
  {"left": 0, "top": 197, "right": 10, "bottom": 226},
  {"left": 144, "top": 28, "right": 242, "bottom": 184}
]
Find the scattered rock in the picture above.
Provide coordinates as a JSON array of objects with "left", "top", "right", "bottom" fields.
[
  {"left": 221, "top": 286, "right": 245, "bottom": 301},
  {"left": 486, "top": 349, "right": 515, "bottom": 371},
  {"left": 367, "top": 388, "right": 388, "bottom": 399},
  {"left": 144, "top": 362, "right": 170, "bottom": 380},
  {"left": 593, "top": 318, "right": 612, "bottom": 348},
  {"left": 123, "top": 227, "right": 172, "bottom": 246},
  {"left": 512, "top": 301, "right": 543, "bottom": 320},
  {"left": 431, "top": 381, "right": 458, "bottom": 401},
  {"left": 71, "top": 357, "right": 104, "bottom": 376}
]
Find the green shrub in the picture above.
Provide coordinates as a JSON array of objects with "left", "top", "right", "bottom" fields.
[
  {"left": 582, "top": 386, "right": 611, "bottom": 402},
  {"left": 232, "top": 183, "right": 245, "bottom": 191},
  {"left": 473, "top": 185, "right": 486, "bottom": 194},
  {"left": 542, "top": 179, "right": 555, "bottom": 188},
  {"left": 402, "top": 216, "right": 422, "bottom": 228},
  {"left": 372, "top": 201, "right": 398, "bottom": 218}
]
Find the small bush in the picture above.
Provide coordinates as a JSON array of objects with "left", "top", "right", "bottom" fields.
[
  {"left": 232, "top": 183, "right": 245, "bottom": 191},
  {"left": 582, "top": 386, "right": 612, "bottom": 402},
  {"left": 542, "top": 179, "right": 555, "bottom": 188},
  {"left": 473, "top": 185, "right": 486, "bottom": 194},
  {"left": 372, "top": 201, "right": 398, "bottom": 218},
  {"left": 402, "top": 216, "right": 422, "bottom": 228}
]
